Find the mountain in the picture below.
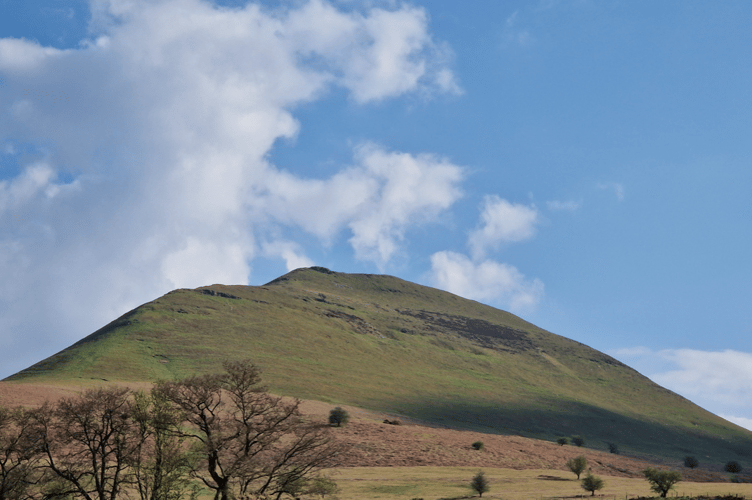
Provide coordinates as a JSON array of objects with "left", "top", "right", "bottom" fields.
[{"left": 7, "top": 267, "right": 752, "bottom": 465}]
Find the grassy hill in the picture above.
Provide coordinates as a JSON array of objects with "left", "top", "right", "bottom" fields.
[{"left": 7, "top": 267, "right": 752, "bottom": 466}]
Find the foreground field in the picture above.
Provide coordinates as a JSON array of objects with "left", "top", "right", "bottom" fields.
[
  {"left": 2, "top": 382, "right": 749, "bottom": 499},
  {"left": 331, "top": 467, "right": 752, "bottom": 500}
]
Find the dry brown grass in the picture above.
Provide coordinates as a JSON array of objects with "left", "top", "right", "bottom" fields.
[{"left": 299, "top": 400, "right": 728, "bottom": 482}]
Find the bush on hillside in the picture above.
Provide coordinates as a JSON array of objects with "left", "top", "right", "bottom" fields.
[
  {"left": 684, "top": 456, "right": 699, "bottom": 468},
  {"left": 557, "top": 437, "right": 569, "bottom": 446},
  {"left": 571, "top": 435, "right": 585, "bottom": 447},
  {"left": 607, "top": 442, "right": 619, "bottom": 454},
  {"left": 725, "top": 460, "right": 742, "bottom": 474},
  {"left": 471, "top": 441, "right": 484, "bottom": 450},
  {"left": 328, "top": 407, "right": 350, "bottom": 427}
]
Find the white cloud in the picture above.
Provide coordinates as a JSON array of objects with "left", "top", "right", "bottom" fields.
[
  {"left": 429, "top": 251, "right": 544, "bottom": 313},
  {"left": 0, "top": 0, "right": 459, "bottom": 376},
  {"left": 347, "top": 145, "right": 464, "bottom": 264},
  {"left": 468, "top": 195, "right": 538, "bottom": 260},
  {"left": 161, "top": 238, "right": 252, "bottom": 289},
  {"left": 649, "top": 349, "right": 752, "bottom": 407},
  {"left": 719, "top": 414, "right": 752, "bottom": 432},
  {"left": 0, "top": 38, "right": 64, "bottom": 72},
  {"left": 260, "top": 240, "right": 314, "bottom": 272},
  {"left": 610, "top": 347, "right": 752, "bottom": 424},
  {"left": 0, "top": 162, "right": 67, "bottom": 213},
  {"left": 256, "top": 143, "right": 464, "bottom": 266}
]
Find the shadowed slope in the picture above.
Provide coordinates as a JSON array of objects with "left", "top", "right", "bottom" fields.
[{"left": 7, "top": 267, "right": 752, "bottom": 465}]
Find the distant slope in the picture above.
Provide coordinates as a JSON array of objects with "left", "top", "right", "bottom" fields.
[{"left": 8, "top": 267, "right": 752, "bottom": 465}]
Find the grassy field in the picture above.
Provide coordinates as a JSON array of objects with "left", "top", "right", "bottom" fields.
[{"left": 330, "top": 467, "right": 752, "bottom": 500}]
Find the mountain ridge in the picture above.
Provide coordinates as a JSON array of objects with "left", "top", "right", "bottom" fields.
[{"left": 6, "top": 267, "right": 752, "bottom": 466}]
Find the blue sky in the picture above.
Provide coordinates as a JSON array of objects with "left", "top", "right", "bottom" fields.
[{"left": 2, "top": 0, "right": 752, "bottom": 429}]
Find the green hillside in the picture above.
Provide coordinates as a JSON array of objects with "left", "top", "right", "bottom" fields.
[{"left": 7, "top": 267, "right": 752, "bottom": 466}]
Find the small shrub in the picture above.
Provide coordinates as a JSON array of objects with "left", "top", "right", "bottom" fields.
[
  {"left": 557, "top": 437, "right": 569, "bottom": 446},
  {"left": 581, "top": 472, "right": 604, "bottom": 496},
  {"left": 684, "top": 456, "right": 699, "bottom": 469},
  {"left": 566, "top": 456, "right": 587, "bottom": 479},
  {"left": 607, "top": 442, "right": 619, "bottom": 454},
  {"left": 328, "top": 407, "right": 350, "bottom": 427},
  {"left": 571, "top": 435, "right": 585, "bottom": 447},
  {"left": 471, "top": 441, "right": 484, "bottom": 450},
  {"left": 470, "top": 471, "right": 489, "bottom": 497},
  {"left": 383, "top": 419, "right": 401, "bottom": 425},
  {"left": 305, "top": 476, "right": 339, "bottom": 498},
  {"left": 643, "top": 467, "right": 681, "bottom": 498},
  {"left": 725, "top": 460, "right": 743, "bottom": 474}
]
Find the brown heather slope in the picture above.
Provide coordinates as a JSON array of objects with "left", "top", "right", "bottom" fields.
[
  {"left": 0, "top": 382, "right": 728, "bottom": 483},
  {"left": 297, "top": 401, "right": 731, "bottom": 483}
]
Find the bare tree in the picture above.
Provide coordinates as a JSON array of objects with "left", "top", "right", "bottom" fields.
[
  {"left": 155, "top": 360, "right": 342, "bottom": 500},
  {"left": 130, "top": 390, "right": 196, "bottom": 500},
  {"left": 32, "top": 387, "right": 139, "bottom": 500},
  {"left": 0, "top": 407, "right": 41, "bottom": 500}
]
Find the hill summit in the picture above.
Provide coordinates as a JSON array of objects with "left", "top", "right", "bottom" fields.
[{"left": 7, "top": 267, "right": 752, "bottom": 465}]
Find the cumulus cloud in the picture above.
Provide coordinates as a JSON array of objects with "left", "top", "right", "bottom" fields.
[
  {"left": 0, "top": 0, "right": 460, "bottom": 376},
  {"left": 251, "top": 144, "right": 464, "bottom": 266},
  {"left": 427, "top": 194, "right": 543, "bottom": 312},
  {"left": 610, "top": 347, "right": 752, "bottom": 426},
  {"left": 429, "top": 251, "right": 544, "bottom": 313},
  {"left": 468, "top": 195, "right": 538, "bottom": 260}
]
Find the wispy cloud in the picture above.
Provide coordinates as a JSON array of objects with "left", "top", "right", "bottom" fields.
[
  {"left": 0, "top": 0, "right": 460, "bottom": 375},
  {"left": 610, "top": 347, "right": 752, "bottom": 428},
  {"left": 597, "top": 182, "right": 625, "bottom": 201},
  {"left": 546, "top": 199, "right": 582, "bottom": 212},
  {"left": 719, "top": 414, "right": 752, "bottom": 432},
  {"left": 501, "top": 11, "right": 535, "bottom": 48}
]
